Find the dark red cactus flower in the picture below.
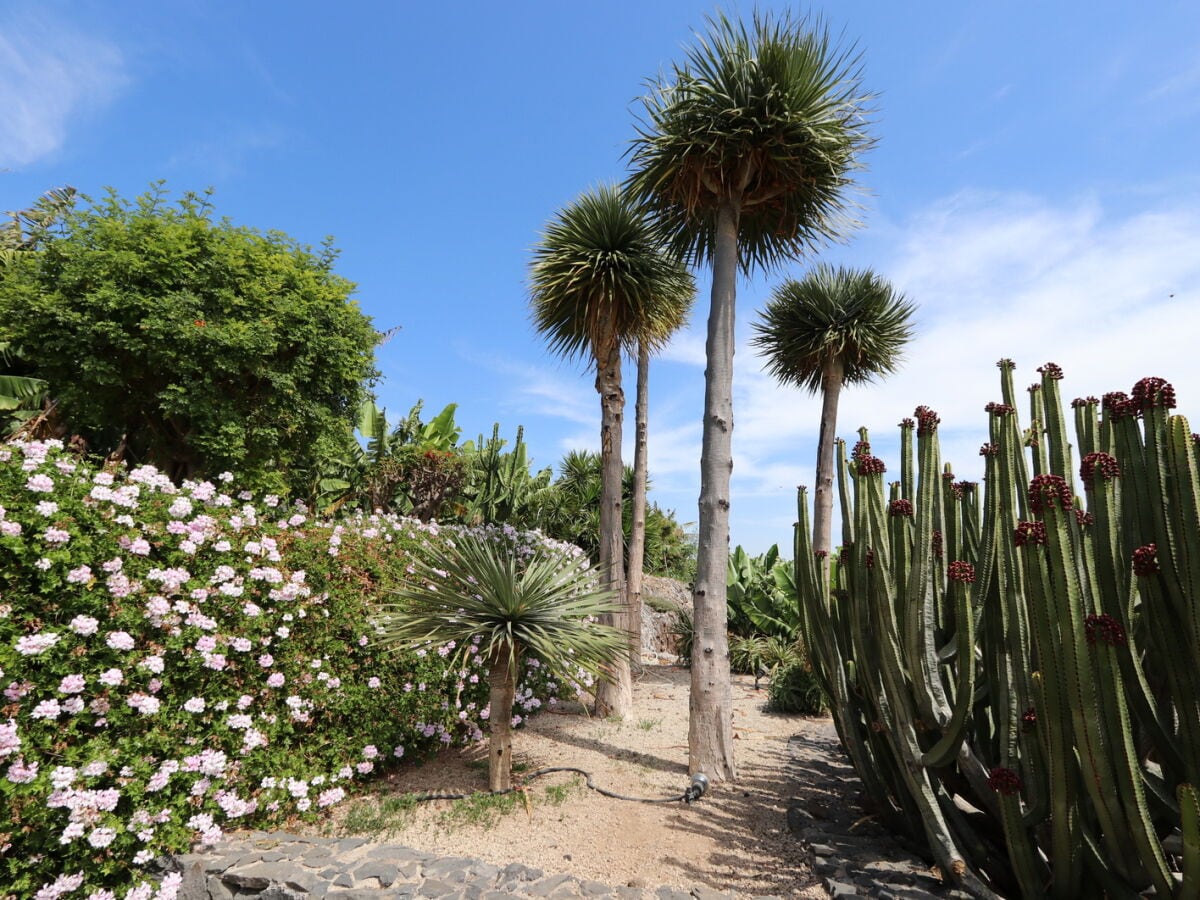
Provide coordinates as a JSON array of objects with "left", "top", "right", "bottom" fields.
[
  {"left": 1037, "top": 362, "right": 1064, "bottom": 380},
  {"left": 889, "top": 499, "right": 914, "bottom": 518},
  {"left": 1102, "top": 391, "right": 1134, "bottom": 420},
  {"left": 915, "top": 406, "right": 940, "bottom": 436},
  {"left": 1014, "top": 521, "right": 1047, "bottom": 546},
  {"left": 1028, "top": 474, "right": 1072, "bottom": 513},
  {"left": 997, "top": 359, "right": 1015, "bottom": 370},
  {"left": 865, "top": 547, "right": 876, "bottom": 569},
  {"left": 899, "top": 417, "right": 915, "bottom": 430},
  {"left": 979, "top": 443, "right": 998, "bottom": 457},
  {"left": 1075, "top": 509, "right": 1095, "bottom": 527},
  {"left": 985, "top": 401, "right": 1016, "bottom": 416},
  {"left": 987, "top": 766, "right": 1023, "bottom": 796},
  {"left": 955, "top": 481, "right": 977, "bottom": 497},
  {"left": 814, "top": 549, "right": 829, "bottom": 559},
  {"left": 932, "top": 530, "right": 944, "bottom": 559},
  {"left": 1085, "top": 613, "right": 1127, "bottom": 647},
  {"left": 1020, "top": 707, "right": 1037, "bottom": 732},
  {"left": 1080, "top": 452, "right": 1121, "bottom": 489},
  {"left": 1193, "top": 433, "right": 1200, "bottom": 447},
  {"left": 851, "top": 439, "right": 872, "bottom": 460},
  {"left": 947, "top": 561, "right": 975, "bottom": 583},
  {"left": 1131, "top": 377, "right": 1176, "bottom": 412},
  {"left": 1071, "top": 396, "right": 1099, "bottom": 409},
  {"left": 857, "top": 455, "right": 887, "bottom": 476},
  {"left": 1132, "top": 544, "right": 1159, "bottom": 577},
  {"left": 1028, "top": 383, "right": 1041, "bottom": 394}
]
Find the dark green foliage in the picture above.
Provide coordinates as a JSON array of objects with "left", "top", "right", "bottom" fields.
[
  {"left": 752, "top": 266, "right": 917, "bottom": 394},
  {"left": 0, "top": 185, "right": 378, "bottom": 494},
  {"left": 626, "top": 11, "right": 874, "bottom": 273},
  {"left": 766, "top": 662, "right": 826, "bottom": 715},
  {"left": 670, "top": 607, "right": 694, "bottom": 667},
  {"left": 726, "top": 543, "right": 801, "bottom": 638},
  {"left": 797, "top": 361, "right": 1200, "bottom": 897}
]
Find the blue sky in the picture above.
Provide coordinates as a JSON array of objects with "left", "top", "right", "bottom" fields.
[{"left": 3, "top": 1, "right": 1199, "bottom": 555}]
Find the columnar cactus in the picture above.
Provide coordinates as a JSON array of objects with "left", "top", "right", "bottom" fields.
[{"left": 796, "top": 361, "right": 1200, "bottom": 898}]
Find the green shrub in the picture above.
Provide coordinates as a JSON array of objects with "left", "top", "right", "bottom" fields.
[
  {"left": 766, "top": 662, "right": 826, "bottom": 715},
  {"left": 0, "top": 439, "right": 582, "bottom": 898}
]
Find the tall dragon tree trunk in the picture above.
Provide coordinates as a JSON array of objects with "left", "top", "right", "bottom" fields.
[
  {"left": 626, "top": 340, "right": 651, "bottom": 674},
  {"left": 594, "top": 340, "right": 632, "bottom": 717},
  {"left": 812, "top": 357, "right": 845, "bottom": 572},
  {"left": 690, "top": 197, "right": 738, "bottom": 782},
  {"left": 487, "top": 641, "right": 518, "bottom": 791}
]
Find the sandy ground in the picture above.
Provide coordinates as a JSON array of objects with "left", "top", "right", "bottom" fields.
[{"left": 306, "top": 667, "right": 830, "bottom": 898}]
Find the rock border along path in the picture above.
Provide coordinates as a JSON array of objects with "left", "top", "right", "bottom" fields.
[
  {"left": 784, "top": 723, "right": 972, "bottom": 899},
  {"left": 174, "top": 834, "right": 761, "bottom": 899}
]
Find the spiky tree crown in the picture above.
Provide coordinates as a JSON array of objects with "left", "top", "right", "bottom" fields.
[
  {"left": 751, "top": 264, "right": 916, "bottom": 394},
  {"left": 626, "top": 11, "right": 874, "bottom": 273},
  {"left": 528, "top": 184, "right": 694, "bottom": 364}
]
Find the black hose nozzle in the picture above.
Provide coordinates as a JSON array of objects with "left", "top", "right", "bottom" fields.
[{"left": 684, "top": 773, "right": 709, "bottom": 803}]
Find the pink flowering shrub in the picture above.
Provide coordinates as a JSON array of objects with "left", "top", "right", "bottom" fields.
[{"left": 0, "top": 440, "right": 581, "bottom": 899}]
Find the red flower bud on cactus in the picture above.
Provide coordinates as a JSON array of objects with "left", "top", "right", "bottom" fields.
[
  {"left": 857, "top": 455, "right": 886, "bottom": 476},
  {"left": 1131, "top": 377, "right": 1176, "bottom": 412},
  {"left": 1020, "top": 707, "right": 1037, "bottom": 732},
  {"left": 932, "top": 530, "right": 943, "bottom": 559},
  {"left": 997, "top": 359, "right": 1015, "bottom": 371},
  {"left": 955, "top": 481, "right": 976, "bottom": 497},
  {"left": 1029, "top": 474, "right": 1072, "bottom": 513},
  {"left": 985, "top": 401, "right": 1016, "bottom": 416},
  {"left": 888, "top": 499, "right": 914, "bottom": 518},
  {"left": 1132, "top": 544, "right": 1159, "bottom": 576},
  {"left": 979, "top": 443, "right": 997, "bottom": 456},
  {"left": 1085, "top": 613, "right": 1127, "bottom": 647},
  {"left": 987, "top": 766, "right": 1022, "bottom": 796},
  {"left": 1080, "top": 452, "right": 1120, "bottom": 489},
  {"left": 948, "top": 561, "right": 975, "bottom": 583},
  {"left": 865, "top": 547, "right": 876, "bottom": 569},
  {"left": 851, "top": 440, "right": 872, "bottom": 460},
  {"left": 1103, "top": 391, "right": 1134, "bottom": 420},
  {"left": 814, "top": 549, "right": 828, "bottom": 559},
  {"left": 915, "top": 406, "right": 940, "bottom": 436},
  {"left": 1037, "top": 362, "right": 1064, "bottom": 380},
  {"left": 1028, "top": 383, "right": 1041, "bottom": 394},
  {"left": 1071, "top": 396, "right": 1098, "bottom": 409},
  {"left": 1075, "top": 509, "right": 1095, "bottom": 527},
  {"left": 1014, "top": 521, "right": 1047, "bottom": 546},
  {"left": 898, "top": 418, "right": 915, "bottom": 430}
]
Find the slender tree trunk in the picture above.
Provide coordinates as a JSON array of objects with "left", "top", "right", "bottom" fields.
[
  {"left": 627, "top": 340, "right": 651, "bottom": 674},
  {"left": 812, "top": 358, "right": 844, "bottom": 582},
  {"left": 594, "top": 341, "right": 632, "bottom": 717},
  {"left": 487, "top": 642, "right": 518, "bottom": 791},
  {"left": 690, "top": 197, "right": 739, "bottom": 782}
]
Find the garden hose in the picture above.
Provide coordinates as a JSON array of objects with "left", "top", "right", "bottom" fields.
[{"left": 404, "top": 770, "right": 709, "bottom": 805}]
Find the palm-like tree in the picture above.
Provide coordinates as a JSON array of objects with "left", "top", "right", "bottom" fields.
[
  {"left": 626, "top": 302, "right": 691, "bottom": 669},
  {"left": 372, "top": 534, "right": 625, "bottom": 791},
  {"left": 753, "top": 266, "right": 916, "bottom": 562},
  {"left": 529, "top": 184, "right": 694, "bottom": 717},
  {"left": 626, "top": 11, "right": 872, "bottom": 781}
]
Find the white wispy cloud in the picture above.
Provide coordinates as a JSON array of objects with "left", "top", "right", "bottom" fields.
[{"left": 0, "top": 12, "right": 127, "bottom": 169}]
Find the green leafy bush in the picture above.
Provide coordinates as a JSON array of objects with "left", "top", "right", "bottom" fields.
[
  {"left": 0, "top": 439, "right": 584, "bottom": 898},
  {"left": 766, "top": 662, "right": 826, "bottom": 715},
  {"left": 0, "top": 185, "right": 378, "bottom": 495}
]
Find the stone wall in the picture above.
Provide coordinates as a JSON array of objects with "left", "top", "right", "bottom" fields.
[{"left": 638, "top": 575, "right": 690, "bottom": 666}]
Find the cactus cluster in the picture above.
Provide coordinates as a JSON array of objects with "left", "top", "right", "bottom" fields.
[{"left": 795, "top": 360, "right": 1200, "bottom": 898}]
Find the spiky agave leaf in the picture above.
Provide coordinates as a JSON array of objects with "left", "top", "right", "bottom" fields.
[
  {"left": 529, "top": 183, "right": 695, "bottom": 364},
  {"left": 752, "top": 264, "right": 916, "bottom": 394},
  {"left": 372, "top": 534, "right": 626, "bottom": 686}
]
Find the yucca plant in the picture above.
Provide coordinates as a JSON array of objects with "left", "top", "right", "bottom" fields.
[{"left": 372, "top": 535, "right": 625, "bottom": 790}]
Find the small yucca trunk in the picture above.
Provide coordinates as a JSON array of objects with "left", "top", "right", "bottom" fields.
[{"left": 486, "top": 642, "right": 518, "bottom": 791}]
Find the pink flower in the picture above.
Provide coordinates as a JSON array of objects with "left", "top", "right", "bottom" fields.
[
  {"left": 266, "top": 673, "right": 285, "bottom": 688},
  {"left": 203, "top": 654, "right": 227, "bottom": 671},
  {"left": 0, "top": 720, "right": 20, "bottom": 757},
  {"left": 42, "top": 527, "right": 71, "bottom": 544},
  {"left": 58, "top": 674, "right": 86, "bottom": 694},
  {"left": 98, "top": 668, "right": 123, "bottom": 687},
  {"left": 32, "top": 699, "right": 62, "bottom": 720},
  {"left": 7, "top": 758, "right": 38, "bottom": 783},
  {"left": 362, "top": 745, "right": 378, "bottom": 759},
  {"left": 69, "top": 615, "right": 99, "bottom": 635},
  {"left": 88, "top": 827, "right": 117, "bottom": 848},
  {"left": 183, "top": 697, "right": 206, "bottom": 714},
  {"left": 106, "top": 631, "right": 135, "bottom": 651},
  {"left": 367, "top": 677, "right": 381, "bottom": 689},
  {"left": 25, "top": 473, "right": 54, "bottom": 492},
  {"left": 15, "top": 632, "right": 60, "bottom": 655}
]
